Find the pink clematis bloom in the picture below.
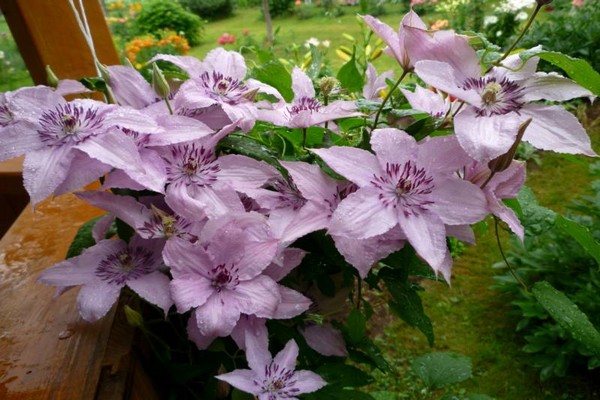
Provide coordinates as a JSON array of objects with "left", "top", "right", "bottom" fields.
[
  {"left": 257, "top": 67, "right": 361, "bottom": 129},
  {"left": 0, "top": 86, "right": 160, "bottom": 204},
  {"left": 414, "top": 50, "right": 596, "bottom": 161},
  {"left": 311, "top": 129, "right": 488, "bottom": 279},
  {"left": 162, "top": 214, "right": 283, "bottom": 339},
  {"left": 400, "top": 84, "right": 456, "bottom": 119},
  {"left": 363, "top": 63, "right": 394, "bottom": 101},
  {"left": 38, "top": 235, "right": 172, "bottom": 322},
  {"left": 216, "top": 332, "right": 326, "bottom": 399}
]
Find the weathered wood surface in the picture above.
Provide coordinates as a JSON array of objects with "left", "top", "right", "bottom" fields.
[{"left": 0, "top": 193, "right": 123, "bottom": 399}]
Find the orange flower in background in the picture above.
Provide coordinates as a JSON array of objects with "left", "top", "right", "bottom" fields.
[
  {"left": 124, "top": 31, "right": 190, "bottom": 67},
  {"left": 430, "top": 19, "right": 449, "bottom": 30}
]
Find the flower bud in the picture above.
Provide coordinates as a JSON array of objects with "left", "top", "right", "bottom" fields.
[
  {"left": 488, "top": 118, "right": 532, "bottom": 173},
  {"left": 123, "top": 305, "right": 144, "bottom": 328},
  {"left": 319, "top": 76, "right": 339, "bottom": 96},
  {"left": 45, "top": 65, "right": 59, "bottom": 88},
  {"left": 152, "top": 63, "right": 171, "bottom": 99},
  {"left": 96, "top": 61, "right": 111, "bottom": 85}
]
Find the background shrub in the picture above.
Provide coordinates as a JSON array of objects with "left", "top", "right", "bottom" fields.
[
  {"left": 133, "top": 0, "right": 205, "bottom": 46},
  {"left": 520, "top": 0, "right": 600, "bottom": 73},
  {"left": 493, "top": 165, "right": 600, "bottom": 380},
  {"left": 178, "top": 0, "right": 234, "bottom": 20},
  {"left": 267, "top": 0, "right": 294, "bottom": 18}
]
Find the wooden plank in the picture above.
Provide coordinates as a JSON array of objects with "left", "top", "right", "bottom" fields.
[
  {"left": 0, "top": 0, "right": 119, "bottom": 85},
  {"left": 0, "top": 193, "right": 120, "bottom": 399}
]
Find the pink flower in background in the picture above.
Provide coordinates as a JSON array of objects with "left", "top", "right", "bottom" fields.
[
  {"left": 572, "top": 0, "right": 583, "bottom": 6},
  {"left": 217, "top": 32, "right": 236, "bottom": 45}
]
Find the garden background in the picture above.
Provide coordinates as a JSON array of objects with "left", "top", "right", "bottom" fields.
[{"left": 1, "top": 0, "right": 599, "bottom": 398}]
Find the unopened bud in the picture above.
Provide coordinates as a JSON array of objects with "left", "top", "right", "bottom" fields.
[
  {"left": 152, "top": 63, "right": 171, "bottom": 98},
  {"left": 319, "top": 76, "right": 339, "bottom": 96},
  {"left": 45, "top": 65, "right": 59, "bottom": 88},
  {"left": 123, "top": 57, "right": 135, "bottom": 69},
  {"left": 96, "top": 61, "right": 111, "bottom": 84},
  {"left": 488, "top": 118, "right": 532, "bottom": 173},
  {"left": 123, "top": 305, "right": 144, "bottom": 328},
  {"left": 241, "top": 87, "right": 260, "bottom": 102}
]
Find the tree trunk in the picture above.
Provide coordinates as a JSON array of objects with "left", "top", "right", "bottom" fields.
[{"left": 261, "top": 0, "right": 273, "bottom": 44}]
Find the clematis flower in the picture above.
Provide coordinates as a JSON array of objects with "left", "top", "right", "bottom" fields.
[
  {"left": 363, "top": 10, "right": 479, "bottom": 76},
  {"left": 162, "top": 214, "right": 282, "bottom": 339},
  {"left": 153, "top": 48, "right": 281, "bottom": 132},
  {"left": 216, "top": 332, "right": 326, "bottom": 399},
  {"left": 37, "top": 235, "right": 172, "bottom": 322},
  {"left": 400, "top": 84, "right": 456, "bottom": 119},
  {"left": 0, "top": 86, "right": 160, "bottom": 204},
  {"left": 363, "top": 63, "right": 394, "bottom": 101},
  {"left": 414, "top": 50, "right": 596, "bottom": 161},
  {"left": 311, "top": 129, "right": 488, "bottom": 278},
  {"left": 257, "top": 67, "right": 361, "bottom": 129}
]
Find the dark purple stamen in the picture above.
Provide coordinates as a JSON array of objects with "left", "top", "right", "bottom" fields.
[
  {"left": 38, "top": 103, "right": 104, "bottom": 146},
  {"left": 95, "top": 246, "right": 156, "bottom": 285},
  {"left": 462, "top": 76, "right": 525, "bottom": 117}
]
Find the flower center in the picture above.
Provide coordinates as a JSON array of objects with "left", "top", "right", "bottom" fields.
[
  {"left": 199, "top": 71, "right": 247, "bottom": 104},
  {"left": 259, "top": 363, "right": 300, "bottom": 399},
  {"left": 370, "top": 161, "right": 434, "bottom": 216},
  {"left": 139, "top": 206, "right": 198, "bottom": 242},
  {"left": 95, "top": 246, "right": 156, "bottom": 286},
  {"left": 38, "top": 103, "right": 104, "bottom": 147},
  {"left": 210, "top": 263, "right": 239, "bottom": 292},
  {"left": 462, "top": 76, "right": 525, "bottom": 117},
  {"left": 164, "top": 144, "right": 220, "bottom": 188},
  {"left": 288, "top": 96, "right": 322, "bottom": 116},
  {"left": 269, "top": 177, "right": 307, "bottom": 210}
]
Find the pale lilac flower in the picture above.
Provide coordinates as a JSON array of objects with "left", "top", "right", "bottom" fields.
[
  {"left": 163, "top": 214, "right": 281, "bottom": 338},
  {"left": 400, "top": 84, "right": 455, "bottom": 119},
  {"left": 465, "top": 160, "right": 526, "bottom": 239},
  {"left": 311, "top": 129, "right": 488, "bottom": 278},
  {"left": 301, "top": 323, "right": 348, "bottom": 357},
  {"left": 363, "top": 63, "right": 393, "bottom": 101},
  {"left": 415, "top": 50, "right": 596, "bottom": 161},
  {"left": 154, "top": 48, "right": 281, "bottom": 132},
  {"left": 0, "top": 86, "right": 159, "bottom": 204},
  {"left": 257, "top": 67, "right": 361, "bottom": 129},
  {"left": 37, "top": 235, "right": 172, "bottom": 322},
  {"left": 363, "top": 10, "right": 480, "bottom": 77},
  {"left": 217, "top": 333, "right": 326, "bottom": 399}
]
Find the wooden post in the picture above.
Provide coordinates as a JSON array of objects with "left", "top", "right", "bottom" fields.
[{"left": 0, "top": 0, "right": 120, "bottom": 85}]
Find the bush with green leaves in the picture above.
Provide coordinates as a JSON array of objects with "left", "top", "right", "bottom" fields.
[
  {"left": 520, "top": 0, "right": 600, "bottom": 73},
  {"left": 266, "top": 0, "right": 294, "bottom": 18},
  {"left": 133, "top": 0, "right": 205, "bottom": 46},
  {"left": 178, "top": 0, "right": 234, "bottom": 20},
  {"left": 493, "top": 171, "right": 600, "bottom": 380}
]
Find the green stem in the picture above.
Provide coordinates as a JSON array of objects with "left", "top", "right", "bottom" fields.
[
  {"left": 494, "top": 216, "right": 528, "bottom": 292},
  {"left": 486, "top": 4, "right": 543, "bottom": 73},
  {"left": 302, "top": 127, "right": 308, "bottom": 148},
  {"left": 370, "top": 69, "right": 409, "bottom": 132},
  {"left": 165, "top": 97, "right": 174, "bottom": 115}
]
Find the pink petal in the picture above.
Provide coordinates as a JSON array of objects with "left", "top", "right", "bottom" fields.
[
  {"left": 54, "top": 150, "right": 111, "bottom": 196},
  {"left": 149, "top": 115, "right": 214, "bottom": 146},
  {"left": 0, "top": 121, "right": 42, "bottom": 161},
  {"left": 54, "top": 79, "right": 91, "bottom": 97},
  {"left": 398, "top": 211, "right": 447, "bottom": 272},
  {"left": 216, "top": 370, "right": 260, "bottom": 395},
  {"left": 127, "top": 271, "right": 173, "bottom": 315},
  {"left": 310, "top": 146, "right": 381, "bottom": 187},
  {"left": 280, "top": 161, "right": 338, "bottom": 204},
  {"left": 187, "top": 313, "right": 217, "bottom": 350},
  {"left": 106, "top": 66, "right": 157, "bottom": 109},
  {"left": 203, "top": 48, "right": 247, "bottom": 80},
  {"left": 272, "top": 286, "right": 311, "bottom": 319},
  {"left": 230, "top": 315, "right": 268, "bottom": 352},
  {"left": 301, "top": 323, "right": 348, "bottom": 357},
  {"left": 520, "top": 104, "right": 596, "bottom": 157},
  {"left": 242, "top": 321, "right": 272, "bottom": 371},
  {"left": 487, "top": 194, "right": 524, "bottom": 240},
  {"left": 362, "top": 15, "right": 407, "bottom": 68},
  {"left": 149, "top": 54, "right": 204, "bottom": 78},
  {"left": 77, "top": 283, "right": 121, "bottom": 322},
  {"left": 194, "top": 293, "right": 241, "bottom": 337},
  {"left": 234, "top": 276, "right": 281, "bottom": 318},
  {"left": 430, "top": 178, "right": 488, "bottom": 225},
  {"left": 414, "top": 60, "right": 481, "bottom": 104},
  {"left": 371, "top": 128, "right": 416, "bottom": 167},
  {"left": 37, "top": 259, "right": 95, "bottom": 286},
  {"left": 77, "top": 191, "right": 151, "bottom": 232},
  {"left": 418, "top": 134, "right": 472, "bottom": 173},
  {"left": 23, "top": 145, "right": 74, "bottom": 205},
  {"left": 76, "top": 130, "right": 145, "bottom": 173},
  {"left": 454, "top": 107, "right": 525, "bottom": 161},
  {"left": 329, "top": 187, "right": 397, "bottom": 239},
  {"left": 273, "top": 339, "right": 299, "bottom": 372},
  {"left": 218, "top": 154, "right": 279, "bottom": 189},
  {"left": 523, "top": 72, "right": 594, "bottom": 102},
  {"left": 292, "top": 67, "right": 315, "bottom": 99},
  {"left": 291, "top": 370, "right": 327, "bottom": 393},
  {"left": 445, "top": 225, "right": 475, "bottom": 244}
]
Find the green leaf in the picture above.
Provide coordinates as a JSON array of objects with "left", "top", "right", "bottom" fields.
[
  {"left": 231, "top": 389, "right": 255, "bottom": 400},
  {"left": 252, "top": 61, "right": 294, "bottom": 102},
  {"left": 555, "top": 215, "right": 600, "bottom": 267},
  {"left": 337, "top": 51, "right": 364, "bottom": 94},
  {"left": 371, "top": 392, "right": 397, "bottom": 400},
  {"left": 66, "top": 215, "right": 105, "bottom": 259},
  {"left": 379, "top": 263, "right": 435, "bottom": 346},
  {"left": 519, "top": 49, "right": 600, "bottom": 96},
  {"left": 347, "top": 309, "right": 367, "bottom": 344},
  {"left": 218, "top": 134, "right": 281, "bottom": 168},
  {"left": 517, "top": 186, "right": 557, "bottom": 235},
  {"left": 412, "top": 352, "right": 472, "bottom": 389},
  {"left": 532, "top": 281, "right": 600, "bottom": 356},
  {"left": 304, "top": 387, "right": 374, "bottom": 400},
  {"left": 306, "top": 44, "right": 322, "bottom": 81},
  {"left": 315, "top": 363, "right": 374, "bottom": 387}
]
